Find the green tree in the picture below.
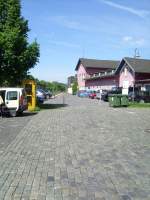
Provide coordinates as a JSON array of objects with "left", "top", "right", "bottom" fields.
[
  {"left": 0, "top": 0, "right": 39, "bottom": 86},
  {"left": 72, "top": 81, "right": 78, "bottom": 95},
  {"left": 52, "top": 81, "right": 66, "bottom": 92}
]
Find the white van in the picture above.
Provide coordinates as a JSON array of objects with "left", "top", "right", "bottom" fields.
[{"left": 0, "top": 88, "right": 28, "bottom": 117}]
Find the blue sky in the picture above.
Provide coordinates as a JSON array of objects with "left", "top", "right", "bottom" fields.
[{"left": 21, "top": 0, "right": 150, "bottom": 83}]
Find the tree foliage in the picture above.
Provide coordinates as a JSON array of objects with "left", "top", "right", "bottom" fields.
[
  {"left": 37, "top": 80, "right": 67, "bottom": 93},
  {"left": 72, "top": 81, "right": 78, "bottom": 95},
  {"left": 0, "top": 0, "right": 40, "bottom": 86},
  {"left": 26, "top": 75, "right": 67, "bottom": 93}
]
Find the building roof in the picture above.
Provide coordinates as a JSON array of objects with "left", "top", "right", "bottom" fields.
[
  {"left": 122, "top": 57, "right": 150, "bottom": 73},
  {"left": 85, "top": 57, "right": 150, "bottom": 81},
  {"left": 75, "top": 58, "right": 119, "bottom": 71}
]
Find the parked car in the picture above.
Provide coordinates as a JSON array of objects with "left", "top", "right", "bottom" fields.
[
  {"left": 128, "top": 91, "right": 140, "bottom": 102},
  {"left": 96, "top": 90, "right": 105, "bottom": 100},
  {"left": 37, "top": 89, "right": 46, "bottom": 99},
  {"left": 37, "top": 89, "right": 52, "bottom": 99},
  {"left": 44, "top": 89, "right": 52, "bottom": 99},
  {"left": 101, "top": 90, "right": 109, "bottom": 101},
  {"left": 101, "top": 88, "right": 122, "bottom": 101},
  {"left": 89, "top": 91, "right": 96, "bottom": 99},
  {"left": 128, "top": 91, "right": 150, "bottom": 103},
  {"left": 36, "top": 90, "right": 45, "bottom": 104},
  {"left": 78, "top": 90, "right": 89, "bottom": 97},
  {"left": 96, "top": 90, "right": 105, "bottom": 99},
  {"left": 0, "top": 87, "right": 28, "bottom": 117},
  {"left": 96, "top": 91, "right": 100, "bottom": 99}
]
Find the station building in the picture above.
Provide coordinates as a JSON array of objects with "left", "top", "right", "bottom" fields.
[{"left": 75, "top": 57, "right": 150, "bottom": 94}]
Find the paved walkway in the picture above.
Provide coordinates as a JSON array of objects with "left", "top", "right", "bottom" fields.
[
  {"left": 0, "top": 113, "right": 35, "bottom": 151},
  {"left": 0, "top": 94, "right": 150, "bottom": 200}
]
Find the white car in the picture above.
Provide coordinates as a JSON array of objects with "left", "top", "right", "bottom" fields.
[{"left": 0, "top": 87, "right": 28, "bottom": 117}]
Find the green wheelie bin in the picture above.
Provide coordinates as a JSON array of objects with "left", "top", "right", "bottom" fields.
[
  {"left": 108, "top": 94, "right": 121, "bottom": 107},
  {"left": 120, "top": 95, "right": 129, "bottom": 106}
]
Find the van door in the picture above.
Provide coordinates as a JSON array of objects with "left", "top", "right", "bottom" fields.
[
  {"left": 19, "top": 89, "right": 28, "bottom": 110},
  {"left": 5, "top": 91, "right": 19, "bottom": 112},
  {"left": 0, "top": 90, "right": 6, "bottom": 103}
]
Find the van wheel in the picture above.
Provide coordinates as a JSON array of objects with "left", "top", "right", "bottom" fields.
[{"left": 10, "top": 112, "right": 17, "bottom": 117}]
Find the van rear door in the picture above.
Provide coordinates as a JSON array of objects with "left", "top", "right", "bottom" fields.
[
  {"left": 19, "top": 89, "right": 27, "bottom": 110},
  {"left": 0, "top": 90, "right": 6, "bottom": 103},
  {"left": 6, "top": 91, "right": 19, "bottom": 111}
]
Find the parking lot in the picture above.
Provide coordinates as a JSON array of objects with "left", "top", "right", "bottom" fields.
[{"left": 0, "top": 94, "right": 150, "bottom": 200}]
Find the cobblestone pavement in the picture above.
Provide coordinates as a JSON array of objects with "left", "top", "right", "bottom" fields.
[
  {"left": 0, "top": 94, "right": 150, "bottom": 200},
  {"left": 0, "top": 112, "right": 35, "bottom": 151}
]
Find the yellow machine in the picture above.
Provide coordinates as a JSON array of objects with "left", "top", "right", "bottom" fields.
[{"left": 23, "top": 80, "right": 36, "bottom": 111}]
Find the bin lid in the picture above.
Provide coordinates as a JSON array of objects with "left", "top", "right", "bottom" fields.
[
  {"left": 118, "top": 94, "right": 128, "bottom": 97},
  {"left": 108, "top": 94, "right": 122, "bottom": 97}
]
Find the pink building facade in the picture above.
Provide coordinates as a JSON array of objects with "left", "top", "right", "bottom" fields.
[
  {"left": 75, "top": 57, "right": 150, "bottom": 93},
  {"left": 76, "top": 58, "right": 119, "bottom": 91},
  {"left": 116, "top": 57, "right": 150, "bottom": 91},
  {"left": 119, "top": 65, "right": 134, "bottom": 88},
  {"left": 85, "top": 75, "right": 119, "bottom": 90},
  {"left": 76, "top": 64, "right": 87, "bottom": 90}
]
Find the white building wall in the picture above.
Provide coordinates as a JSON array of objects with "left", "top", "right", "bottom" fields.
[{"left": 68, "top": 87, "right": 73, "bottom": 94}]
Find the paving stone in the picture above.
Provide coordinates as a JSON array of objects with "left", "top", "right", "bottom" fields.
[{"left": 0, "top": 95, "right": 150, "bottom": 200}]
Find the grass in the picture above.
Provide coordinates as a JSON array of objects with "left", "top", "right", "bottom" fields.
[{"left": 128, "top": 102, "right": 150, "bottom": 108}]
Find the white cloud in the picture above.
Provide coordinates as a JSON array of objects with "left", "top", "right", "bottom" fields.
[
  {"left": 100, "top": 0, "right": 150, "bottom": 18},
  {"left": 48, "top": 16, "right": 90, "bottom": 31},
  {"left": 48, "top": 15, "right": 107, "bottom": 33},
  {"left": 122, "top": 36, "right": 145, "bottom": 46},
  {"left": 135, "top": 38, "right": 145, "bottom": 46},
  {"left": 50, "top": 40, "right": 80, "bottom": 48},
  {"left": 123, "top": 36, "right": 133, "bottom": 42}
]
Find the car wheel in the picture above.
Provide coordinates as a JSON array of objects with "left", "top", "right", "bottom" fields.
[{"left": 140, "top": 99, "right": 145, "bottom": 103}]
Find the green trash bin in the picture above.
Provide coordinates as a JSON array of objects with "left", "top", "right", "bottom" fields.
[
  {"left": 108, "top": 94, "right": 121, "bottom": 107},
  {"left": 120, "top": 95, "right": 129, "bottom": 106}
]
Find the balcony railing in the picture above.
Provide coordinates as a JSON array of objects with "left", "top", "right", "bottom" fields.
[{"left": 85, "top": 70, "right": 115, "bottom": 80}]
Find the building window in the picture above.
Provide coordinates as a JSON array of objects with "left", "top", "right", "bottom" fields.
[{"left": 124, "top": 68, "right": 127, "bottom": 76}]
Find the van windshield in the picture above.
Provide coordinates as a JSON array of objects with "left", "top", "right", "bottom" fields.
[{"left": 7, "top": 91, "right": 17, "bottom": 100}]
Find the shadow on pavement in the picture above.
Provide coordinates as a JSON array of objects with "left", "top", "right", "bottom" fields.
[
  {"left": 17, "top": 112, "right": 38, "bottom": 117},
  {"left": 39, "top": 103, "right": 68, "bottom": 110}
]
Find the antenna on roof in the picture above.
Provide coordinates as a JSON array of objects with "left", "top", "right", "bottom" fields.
[{"left": 134, "top": 48, "right": 140, "bottom": 58}]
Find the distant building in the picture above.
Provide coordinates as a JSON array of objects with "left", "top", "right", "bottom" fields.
[
  {"left": 67, "top": 76, "right": 76, "bottom": 87},
  {"left": 67, "top": 75, "right": 77, "bottom": 94}
]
